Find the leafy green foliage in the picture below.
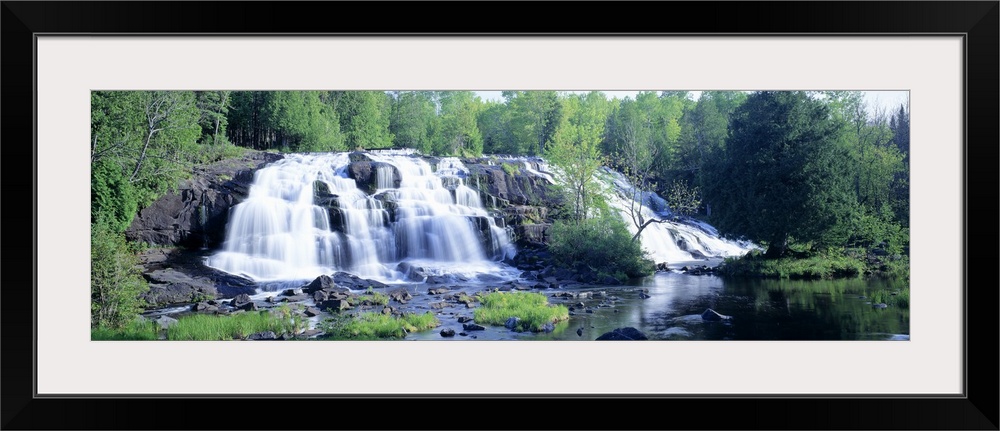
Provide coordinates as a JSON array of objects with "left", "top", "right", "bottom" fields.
[
  {"left": 389, "top": 91, "right": 437, "bottom": 154},
  {"left": 502, "top": 90, "right": 562, "bottom": 155},
  {"left": 545, "top": 92, "right": 610, "bottom": 221},
  {"left": 227, "top": 91, "right": 346, "bottom": 152},
  {"left": 548, "top": 212, "right": 655, "bottom": 282},
  {"left": 196, "top": 90, "right": 233, "bottom": 146},
  {"left": 91, "top": 159, "right": 139, "bottom": 233},
  {"left": 665, "top": 179, "right": 702, "bottom": 218},
  {"left": 91, "top": 223, "right": 149, "bottom": 329},
  {"left": 434, "top": 91, "right": 483, "bottom": 156},
  {"left": 335, "top": 91, "right": 394, "bottom": 150},
  {"left": 703, "top": 91, "right": 855, "bottom": 257},
  {"left": 473, "top": 291, "right": 569, "bottom": 332},
  {"left": 672, "top": 91, "right": 746, "bottom": 198},
  {"left": 478, "top": 100, "right": 518, "bottom": 154}
]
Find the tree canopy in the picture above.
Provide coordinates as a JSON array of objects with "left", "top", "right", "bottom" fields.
[{"left": 703, "top": 91, "right": 855, "bottom": 257}]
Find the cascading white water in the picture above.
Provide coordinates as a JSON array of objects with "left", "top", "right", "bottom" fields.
[
  {"left": 511, "top": 159, "right": 755, "bottom": 264},
  {"left": 598, "top": 167, "right": 756, "bottom": 263},
  {"left": 205, "top": 150, "right": 516, "bottom": 282}
]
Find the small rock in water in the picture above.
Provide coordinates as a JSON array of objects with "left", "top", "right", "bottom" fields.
[
  {"left": 585, "top": 309, "right": 594, "bottom": 314},
  {"left": 303, "top": 307, "right": 321, "bottom": 317},
  {"left": 873, "top": 303, "right": 888, "bottom": 309},
  {"left": 577, "top": 328, "right": 584, "bottom": 337},
  {"left": 457, "top": 316, "right": 473, "bottom": 323},
  {"left": 639, "top": 293, "right": 651, "bottom": 299},
  {"left": 701, "top": 308, "right": 732, "bottom": 321},
  {"left": 540, "top": 323, "right": 555, "bottom": 333},
  {"left": 440, "top": 328, "right": 456, "bottom": 337},
  {"left": 459, "top": 332, "right": 469, "bottom": 337},
  {"left": 504, "top": 317, "right": 521, "bottom": 330},
  {"left": 463, "top": 323, "right": 486, "bottom": 331}
]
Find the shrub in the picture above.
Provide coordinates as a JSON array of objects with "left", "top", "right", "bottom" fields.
[
  {"left": 91, "top": 159, "right": 139, "bottom": 233},
  {"left": 548, "top": 212, "right": 654, "bottom": 282},
  {"left": 91, "top": 222, "right": 149, "bottom": 329}
]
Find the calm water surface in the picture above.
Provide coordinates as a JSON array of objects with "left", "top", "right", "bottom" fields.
[{"left": 407, "top": 272, "right": 910, "bottom": 341}]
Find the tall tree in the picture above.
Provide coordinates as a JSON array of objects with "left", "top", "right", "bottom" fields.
[
  {"left": 389, "top": 91, "right": 437, "bottom": 154},
  {"left": 196, "top": 90, "right": 232, "bottom": 146},
  {"left": 478, "top": 100, "right": 517, "bottom": 155},
  {"left": 889, "top": 103, "right": 910, "bottom": 226},
  {"left": 504, "top": 90, "right": 561, "bottom": 155},
  {"left": 823, "top": 91, "right": 908, "bottom": 247},
  {"left": 704, "top": 91, "right": 854, "bottom": 257},
  {"left": 434, "top": 91, "right": 484, "bottom": 156},
  {"left": 91, "top": 90, "right": 201, "bottom": 228},
  {"left": 674, "top": 91, "right": 746, "bottom": 197},
  {"left": 336, "top": 91, "right": 394, "bottom": 150},
  {"left": 546, "top": 92, "right": 610, "bottom": 221}
]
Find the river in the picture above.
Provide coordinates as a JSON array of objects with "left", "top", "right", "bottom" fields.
[{"left": 402, "top": 271, "right": 910, "bottom": 341}]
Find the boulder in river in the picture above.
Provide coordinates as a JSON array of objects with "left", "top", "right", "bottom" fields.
[
  {"left": 595, "top": 327, "right": 648, "bottom": 340},
  {"left": 701, "top": 308, "right": 732, "bottom": 321}
]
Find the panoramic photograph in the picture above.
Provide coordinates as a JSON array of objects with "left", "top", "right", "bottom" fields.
[{"left": 90, "top": 90, "right": 910, "bottom": 341}]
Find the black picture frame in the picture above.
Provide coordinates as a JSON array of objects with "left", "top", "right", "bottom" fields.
[{"left": 3, "top": 2, "right": 997, "bottom": 429}]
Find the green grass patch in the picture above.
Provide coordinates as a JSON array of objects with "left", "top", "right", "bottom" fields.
[
  {"left": 348, "top": 288, "right": 390, "bottom": 307},
  {"left": 473, "top": 291, "right": 569, "bottom": 332},
  {"left": 867, "top": 288, "right": 909, "bottom": 309},
  {"left": 321, "top": 312, "right": 440, "bottom": 340},
  {"left": 878, "top": 255, "right": 910, "bottom": 279},
  {"left": 167, "top": 309, "right": 299, "bottom": 340},
  {"left": 91, "top": 319, "right": 160, "bottom": 340},
  {"left": 501, "top": 162, "right": 521, "bottom": 177},
  {"left": 718, "top": 250, "right": 866, "bottom": 279}
]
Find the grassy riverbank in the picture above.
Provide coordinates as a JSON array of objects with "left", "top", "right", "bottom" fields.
[{"left": 717, "top": 248, "right": 909, "bottom": 280}]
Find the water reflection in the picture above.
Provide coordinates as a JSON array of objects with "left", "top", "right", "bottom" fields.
[{"left": 526, "top": 273, "right": 909, "bottom": 341}]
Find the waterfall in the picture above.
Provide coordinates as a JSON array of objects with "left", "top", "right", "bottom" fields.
[
  {"left": 597, "top": 167, "right": 756, "bottom": 263},
  {"left": 491, "top": 157, "right": 753, "bottom": 264},
  {"left": 205, "top": 150, "right": 516, "bottom": 282}
]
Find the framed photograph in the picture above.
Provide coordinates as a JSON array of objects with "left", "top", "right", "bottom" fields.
[{"left": 4, "top": 2, "right": 996, "bottom": 429}]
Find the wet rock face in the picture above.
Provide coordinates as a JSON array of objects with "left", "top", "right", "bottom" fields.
[
  {"left": 140, "top": 268, "right": 218, "bottom": 307},
  {"left": 465, "top": 163, "right": 560, "bottom": 208},
  {"left": 348, "top": 160, "right": 402, "bottom": 195},
  {"left": 125, "top": 150, "right": 284, "bottom": 249}
]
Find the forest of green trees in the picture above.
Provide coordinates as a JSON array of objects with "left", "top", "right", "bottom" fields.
[{"left": 90, "top": 90, "right": 910, "bottom": 328}]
